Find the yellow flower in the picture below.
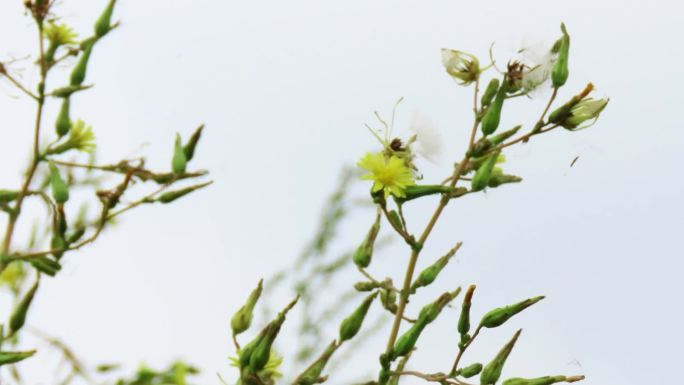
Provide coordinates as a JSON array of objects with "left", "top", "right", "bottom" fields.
[{"left": 358, "top": 152, "right": 415, "bottom": 198}]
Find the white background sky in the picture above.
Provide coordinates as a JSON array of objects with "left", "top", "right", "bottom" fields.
[{"left": 0, "top": 0, "right": 682, "bottom": 384}]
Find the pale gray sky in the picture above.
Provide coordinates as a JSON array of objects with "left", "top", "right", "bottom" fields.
[{"left": 0, "top": 0, "right": 682, "bottom": 384}]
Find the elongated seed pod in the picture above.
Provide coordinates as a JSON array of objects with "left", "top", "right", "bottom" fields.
[
  {"left": 480, "top": 329, "right": 522, "bottom": 385},
  {"left": 55, "top": 97, "right": 71, "bottom": 137},
  {"left": 158, "top": 182, "right": 212, "bottom": 204},
  {"left": 411, "top": 243, "right": 461, "bottom": 293},
  {"left": 249, "top": 333, "right": 275, "bottom": 372},
  {"left": 391, "top": 319, "right": 428, "bottom": 359},
  {"left": 418, "top": 288, "right": 461, "bottom": 324},
  {"left": 480, "top": 296, "right": 544, "bottom": 328},
  {"left": 458, "top": 285, "right": 476, "bottom": 336},
  {"left": 459, "top": 363, "right": 483, "bottom": 378},
  {"left": 339, "top": 292, "right": 378, "bottom": 342},
  {"left": 231, "top": 279, "right": 263, "bottom": 336},
  {"left": 94, "top": 0, "right": 117, "bottom": 38},
  {"left": 488, "top": 173, "right": 522, "bottom": 188},
  {"left": 243, "top": 297, "right": 298, "bottom": 372},
  {"left": 551, "top": 23, "right": 570, "bottom": 88},
  {"left": 171, "top": 133, "right": 188, "bottom": 174},
  {"left": 481, "top": 79, "right": 507, "bottom": 135},
  {"left": 503, "top": 376, "right": 578, "bottom": 385},
  {"left": 70, "top": 44, "right": 93, "bottom": 86},
  {"left": 471, "top": 150, "right": 500, "bottom": 192},
  {"left": 183, "top": 124, "right": 204, "bottom": 161},
  {"left": 49, "top": 162, "right": 69, "bottom": 204},
  {"left": 9, "top": 279, "right": 39, "bottom": 335},
  {"left": 480, "top": 78, "right": 500, "bottom": 108},
  {"left": 489, "top": 125, "right": 522, "bottom": 146},
  {"left": 0, "top": 350, "right": 36, "bottom": 366}
]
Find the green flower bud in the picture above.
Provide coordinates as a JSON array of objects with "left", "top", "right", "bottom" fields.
[
  {"left": 55, "top": 97, "right": 72, "bottom": 137},
  {"left": 391, "top": 319, "right": 428, "bottom": 359},
  {"left": 387, "top": 210, "right": 403, "bottom": 231},
  {"left": 441, "top": 49, "right": 480, "bottom": 85},
  {"left": 94, "top": 0, "right": 117, "bottom": 38},
  {"left": 410, "top": 243, "right": 461, "bottom": 293},
  {"left": 353, "top": 213, "right": 381, "bottom": 268},
  {"left": 481, "top": 79, "right": 508, "bottom": 136},
  {"left": 354, "top": 281, "right": 380, "bottom": 292},
  {"left": 231, "top": 279, "right": 263, "bottom": 336},
  {"left": 488, "top": 171, "right": 522, "bottom": 188},
  {"left": 551, "top": 23, "right": 570, "bottom": 88},
  {"left": 339, "top": 292, "right": 378, "bottom": 342},
  {"left": 294, "top": 340, "right": 337, "bottom": 385},
  {"left": 242, "top": 297, "right": 298, "bottom": 372},
  {"left": 0, "top": 350, "right": 36, "bottom": 366},
  {"left": 157, "top": 181, "right": 212, "bottom": 204},
  {"left": 172, "top": 133, "right": 188, "bottom": 174},
  {"left": 458, "top": 362, "right": 483, "bottom": 378},
  {"left": 29, "top": 256, "right": 62, "bottom": 277},
  {"left": 380, "top": 288, "right": 397, "bottom": 314},
  {"left": 67, "top": 226, "right": 86, "bottom": 244},
  {"left": 0, "top": 190, "right": 19, "bottom": 203},
  {"left": 70, "top": 43, "right": 93, "bottom": 86},
  {"left": 480, "top": 329, "right": 522, "bottom": 385},
  {"left": 9, "top": 278, "right": 39, "bottom": 335},
  {"left": 469, "top": 125, "right": 521, "bottom": 158},
  {"left": 481, "top": 78, "right": 500, "bottom": 108},
  {"left": 396, "top": 185, "right": 468, "bottom": 203},
  {"left": 480, "top": 296, "right": 544, "bottom": 328},
  {"left": 503, "top": 375, "right": 585, "bottom": 385},
  {"left": 183, "top": 124, "right": 204, "bottom": 161},
  {"left": 471, "top": 150, "right": 500, "bottom": 192},
  {"left": 417, "top": 288, "right": 461, "bottom": 324},
  {"left": 458, "top": 285, "right": 476, "bottom": 336},
  {"left": 49, "top": 162, "right": 69, "bottom": 204}
]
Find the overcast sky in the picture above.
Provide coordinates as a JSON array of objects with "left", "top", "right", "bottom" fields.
[{"left": 1, "top": 1, "right": 682, "bottom": 384}]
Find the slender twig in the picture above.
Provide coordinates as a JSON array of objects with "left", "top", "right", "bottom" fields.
[{"left": 0, "top": 71, "right": 39, "bottom": 100}]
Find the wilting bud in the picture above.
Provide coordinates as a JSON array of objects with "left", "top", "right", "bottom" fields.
[
  {"left": 353, "top": 213, "right": 381, "bottom": 268},
  {"left": 480, "top": 329, "right": 522, "bottom": 385},
  {"left": 480, "top": 296, "right": 544, "bottom": 328},
  {"left": 29, "top": 256, "right": 61, "bottom": 277},
  {"left": 417, "top": 288, "right": 461, "bottom": 324},
  {"left": 231, "top": 279, "right": 263, "bottom": 336},
  {"left": 70, "top": 43, "right": 93, "bottom": 86},
  {"left": 441, "top": 49, "right": 480, "bottom": 85},
  {"left": 481, "top": 80, "right": 508, "bottom": 135},
  {"left": 172, "top": 133, "right": 188, "bottom": 174},
  {"left": 397, "top": 185, "right": 468, "bottom": 203},
  {"left": 0, "top": 190, "right": 19, "bottom": 203},
  {"left": 503, "top": 375, "right": 586, "bottom": 385},
  {"left": 488, "top": 170, "right": 522, "bottom": 188},
  {"left": 548, "top": 83, "right": 594, "bottom": 125},
  {"left": 157, "top": 182, "right": 212, "bottom": 204},
  {"left": 9, "top": 278, "right": 39, "bottom": 335},
  {"left": 410, "top": 243, "right": 461, "bottom": 293},
  {"left": 551, "top": 23, "right": 570, "bottom": 88},
  {"left": 559, "top": 98, "right": 608, "bottom": 130},
  {"left": 480, "top": 79, "right": 500, "bottom": 108},
  {"left": 391, "top": 319, "right": 428, "bottom": 359},
  {"left": 183, "top": 124, "right": 204, "bottom": 161},
  {"left": 55, "top": 97, "right": 71, "bottom": 137},
  {"left": 294, "top": 341, "right": 337, "bottom": 385},
  {"left": 380, "top": 288, "right": 397, "bottom": 313},
  {"left": 471, "top": 150, "right": 500, "bottom": 192},
  {"left": 339, "top": 292, "right": 378, "bottom": 342},
  {"left": 49, "top": 162, "right": 69, "bottom": 204},
  {"left": 0, "top": 350, "right": 36, "bottom": 366},
  {"left": 94, "top": 0, "right": 117, "bottom": 38},
  {"left": 458, "top": 363, "right": 483, "bottom": 378},
  {"left": 458, "top": 285, "right": 476, "bottom": 336}
]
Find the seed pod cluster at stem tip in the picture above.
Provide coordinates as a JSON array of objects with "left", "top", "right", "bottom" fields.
[
  {"left": 480, "top": 329, "right": 522, "bottom": 385},
  {"left": 480, "top": 296, "right": 545, "bottom": 328},
  {"left": 339, "top": 291, "right": 378, "bottom": 342}
]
